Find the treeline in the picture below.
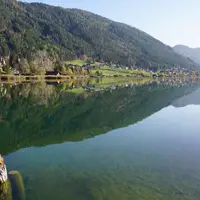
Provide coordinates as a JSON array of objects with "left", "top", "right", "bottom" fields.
[
  {"left": 0, "top": 0, "right": 199, "bottom": 70},
  {"left": 0, "top": 50, "right": 92, "bottom": 75}
]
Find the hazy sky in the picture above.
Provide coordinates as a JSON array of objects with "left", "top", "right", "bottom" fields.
[{"left": 21, "top": 0, "right": 200, "bottom": 47}]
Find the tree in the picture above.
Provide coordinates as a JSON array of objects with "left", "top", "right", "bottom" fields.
[
  {"left": 2, "top": 65, "right": 12, "bottom": 74},
  {"left": 60, "top": 65, "right": 66, "bottom": 74},
  {"left": 54, "top": 60, "right": 63, "bottom": 71},
  {"left": 86, "top": 59, "right": 92, "bottom": 65},
  {"left": 19, "top": 59, "right": 31, "bottom": 74},
  {"left": 96, "top": 70, "right": 102, "bottom": 76}
]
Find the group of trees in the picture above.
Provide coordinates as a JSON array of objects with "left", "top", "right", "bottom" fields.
[
  {"left": 0, "top": 51, "right": 55, "bottom": 74},
  {"left": 0, "top": 50, "right": 91, "bottom": 75},
  {"left": 0, "top": 1, "right": 199, "bottom": 71}
]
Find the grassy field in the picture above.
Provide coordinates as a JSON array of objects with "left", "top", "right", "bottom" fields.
[
  {"left": 65, "top": 60, "right": 102, "bottom": 67},
  {"left": 65, "top": 60, "right": 86, "bottom": 66},
  {"left": 64, "top": 60, "right": 153, "bottom": 77},
  {"left": 91, "top": 66, "right": 153, "bottom": 77}
]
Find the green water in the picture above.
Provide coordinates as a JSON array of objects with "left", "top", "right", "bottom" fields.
[{"left": 1, "top": 81, "right": 200, "bottom": 200}]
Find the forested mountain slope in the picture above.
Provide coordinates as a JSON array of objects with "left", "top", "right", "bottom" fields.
[{"left": 0, "top": 0, "right": 198, "bottom": 69}]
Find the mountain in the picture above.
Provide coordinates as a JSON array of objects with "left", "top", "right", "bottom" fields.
[
  {"left": 0, "top": 0, "right": 199, "bottom": 69},
  {"left": 173, "top": 45, "right": 200, "bottom": 65}
]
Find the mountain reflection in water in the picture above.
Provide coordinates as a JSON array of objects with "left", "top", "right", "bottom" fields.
[
  {"left": 1, "top": 79, "right": 200, "bottom": 200},
  {"left": 0, "top": 80, "right": 199, "bottom": 155}
]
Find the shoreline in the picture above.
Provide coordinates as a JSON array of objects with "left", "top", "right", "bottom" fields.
[
  {"left": 1, "top": 74, "right": 200, "bottom": 85},
  {"left": 0, "top": 74, "right": 90, "bottom": 81}
]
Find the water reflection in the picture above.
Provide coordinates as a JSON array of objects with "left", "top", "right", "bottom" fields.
[
  {"left": 0, "top": 80, "right": 199, "bottom": 155},
  {"left": 173, "top": 87, "right": 200, "bottom": 107},
  {"left": 1, "top": 80, "right": 200, "bottom": 200}
]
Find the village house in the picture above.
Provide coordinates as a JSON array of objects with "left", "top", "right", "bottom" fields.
[
  {"left": 67, "top": 64, "right": 74, "bottom": 68},
  {"left": 82, "top": 64, "right": 93, "bottom": 70},
  {"left": 45, "top": 70, "right": 62, "bottom": 76}
]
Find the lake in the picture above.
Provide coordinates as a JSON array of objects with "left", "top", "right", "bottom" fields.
[{"left": 1, "top": 79, "right": 200, "bottom": 200}]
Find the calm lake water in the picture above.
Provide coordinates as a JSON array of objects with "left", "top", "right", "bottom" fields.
[{"left": 1, "top": 80, "right": 200, "bottom": 200}]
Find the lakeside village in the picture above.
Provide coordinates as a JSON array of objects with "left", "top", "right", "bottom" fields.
[{"left": 0, "top": 55, "right": 200, "bottom": 81}]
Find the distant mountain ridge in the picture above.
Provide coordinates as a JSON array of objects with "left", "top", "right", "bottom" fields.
[
  {"left": 0, "top": 1, "right": 199, "bottom": 69},
  {"left": 172, "top": 87, "right": 200, "bottom": 107},
  {"left": 173, "top": 45, "right": 200, "bottom": 65}
]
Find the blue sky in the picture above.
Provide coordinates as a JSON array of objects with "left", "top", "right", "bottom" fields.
[{"left": 21, "top": 0, "right": 200, "bottom": 47}]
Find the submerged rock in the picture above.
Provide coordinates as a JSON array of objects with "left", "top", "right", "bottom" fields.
[{"left": 8, "top": 171, "right": 25, "bottom": 200}]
